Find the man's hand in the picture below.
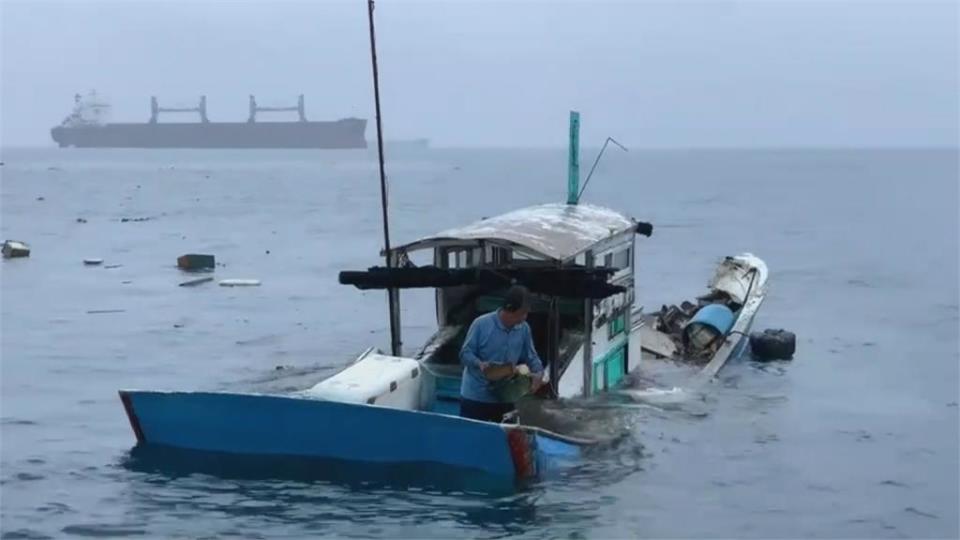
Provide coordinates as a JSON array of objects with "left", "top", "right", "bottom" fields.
[
  {"left": 530, "top": 372, "right": 545, "bottom": 392},
  {"left": 480, "top": 362, "right": 517, "bottom": 381}
]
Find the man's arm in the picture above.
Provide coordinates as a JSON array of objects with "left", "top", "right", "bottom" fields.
[
  {"left": 459, "top": 319, "right": 485, "bottom": 370},
  {"left": 520, "top": 324, "right": 545, "bottom": 374}
]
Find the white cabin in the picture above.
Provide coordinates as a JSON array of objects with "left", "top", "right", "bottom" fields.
[{"left": 312, "top": 202, "right": 651, "bottom": 416}]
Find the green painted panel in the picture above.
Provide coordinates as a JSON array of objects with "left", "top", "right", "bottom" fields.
[
  {"left": 592, "top": 341, "right": 627, "bottom": 393},
  {"left": 609, "top": 313, "right": 625, "bottom": 338},
  {"left": 606, "top": 347, "right": 625, "bottom": 388}
]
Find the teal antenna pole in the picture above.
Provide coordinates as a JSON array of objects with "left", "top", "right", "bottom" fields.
[{"left": 567, "top": 110, "right": 580, "bottom": 205}]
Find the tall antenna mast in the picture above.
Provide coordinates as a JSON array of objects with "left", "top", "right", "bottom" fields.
[
  {"left": 577, "top": 137, "right": 628, "bottom": 201},
  {"left": 367, "top": 0, "right": 401, "bottom": 356},
  {"left": 566, "top": 111, "right": 580, "bottom": 205}
]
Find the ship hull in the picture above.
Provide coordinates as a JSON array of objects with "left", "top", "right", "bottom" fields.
[{"left": 50, "top": 119, "right": 367, "bottom": 149}]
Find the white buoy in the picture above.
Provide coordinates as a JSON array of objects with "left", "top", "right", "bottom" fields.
[{"left": 219, "top": 279, "right": 261, "bottom": 287}]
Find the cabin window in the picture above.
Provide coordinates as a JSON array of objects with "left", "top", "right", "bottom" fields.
[
  {"left": 446, "top": 248, "right": 482, "bottom": 269},
  {"left": 604, "top": 253, "right": 613, "bottom": 268},
  {"left": 608, "top": 311, "right": 626, "bottom": 338},
  {"left": 613, "top": 248, "right": 631, "bottom": 271},
  {"left": 512, "top": 251, "right": 538, "bottom": 261},
  {"left": 488, "top": 246, "right": 511, "bottom": 266}
]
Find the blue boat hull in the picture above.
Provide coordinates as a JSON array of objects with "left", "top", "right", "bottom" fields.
[{"left": 118, "top": 390, "right": 582, "bottom": 479}]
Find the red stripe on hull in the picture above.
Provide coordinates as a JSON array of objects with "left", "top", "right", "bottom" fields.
[{"left": 505, "top": 428, "right": 536, "bottom": 478}]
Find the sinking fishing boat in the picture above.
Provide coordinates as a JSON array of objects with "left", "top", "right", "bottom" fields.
[
  {"left": 116, "top": 1, "right": 768, "bottom": 479},
  {"left": 634, "top": 254, "right": 768, "bottom": 379},
  {"left": 119, "top": 193, "right": 654, "bottom": 479},
  {"left": 118, "top": 82, "right": 663, "bottom": 481}
]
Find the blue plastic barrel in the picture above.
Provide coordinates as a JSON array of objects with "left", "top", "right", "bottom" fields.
[{"left": 682, "top": 304, "right": 735, "bottom": 349}]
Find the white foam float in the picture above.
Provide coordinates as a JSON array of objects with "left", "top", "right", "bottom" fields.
[{"left": 219, "top": 279, "right": 261, "bottom": 287}]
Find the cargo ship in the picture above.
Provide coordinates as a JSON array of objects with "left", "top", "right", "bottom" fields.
[{"left": 50, "top": 92, "right": 367, "bottom": 149}]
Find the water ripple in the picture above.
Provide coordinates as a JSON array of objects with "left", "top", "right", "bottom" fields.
[
  {"left": 1, "top": 530, "right": 53, "bottom": 540},
  {"left": 60, "top": 524, "right": 147, "bottom": 537}
]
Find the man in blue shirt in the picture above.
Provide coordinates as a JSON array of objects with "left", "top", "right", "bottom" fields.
[{"left": 459, "top": 285, "right": 545, "bottom": 422}]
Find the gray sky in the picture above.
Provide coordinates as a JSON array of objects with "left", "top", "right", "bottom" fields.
[{"left": 1, "top": 0, "right": 957, "bottom": 147}]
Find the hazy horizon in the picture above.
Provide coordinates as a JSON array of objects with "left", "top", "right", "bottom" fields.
[{"left": 2, "top": 0, "right": 957, "bottom": 148}]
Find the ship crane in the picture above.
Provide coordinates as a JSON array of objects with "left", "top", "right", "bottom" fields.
[
  {"left": 248, "top": 95, "right": 307, "bottom": 123},
  {"left": 150, "top": 96, "right": 209, "bottom": 123}
]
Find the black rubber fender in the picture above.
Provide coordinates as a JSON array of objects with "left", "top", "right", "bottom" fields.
[
  {"left": 635, "top": 221, "right": 654, "bottom": 237},
  {"left": 750, "top": 329, "right": 796, "bottom": 361}
]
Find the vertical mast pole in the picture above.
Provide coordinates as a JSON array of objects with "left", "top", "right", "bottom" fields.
[{"left": 367, "top": 0, "right": 401, "bottom": 356}]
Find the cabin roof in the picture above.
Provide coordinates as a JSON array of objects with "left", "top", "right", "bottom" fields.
[{"left": 393, "top": 203, "right": 637, "bottom": 261}]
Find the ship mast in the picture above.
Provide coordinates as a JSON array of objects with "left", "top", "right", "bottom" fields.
[{"left": 366, "top": 0, "right": 401, "bottom": 356}]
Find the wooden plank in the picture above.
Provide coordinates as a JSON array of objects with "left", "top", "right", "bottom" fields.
[{"left": 179, "top": 276, "right": 214, "bottom": 287}]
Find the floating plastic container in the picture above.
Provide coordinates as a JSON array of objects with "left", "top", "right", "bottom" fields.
[
  {"left": 2, "top": 240, "right": 30, "bottom": 258},
  {"left": 177, "top": 253, "right": 215, "bottom": 270}
]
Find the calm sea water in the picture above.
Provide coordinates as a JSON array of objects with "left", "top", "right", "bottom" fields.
[{"left": 1, "top": 147, "right": 957, "bottom": 539}]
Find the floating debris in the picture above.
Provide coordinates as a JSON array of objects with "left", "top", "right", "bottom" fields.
[
  {"left": 220, "top": 279, "right": 261, "bottom": 287},
  {"left": 87, "top": 309, "right": 126, "bottom": 314},
  {"left": 236, "top": 333, "right": 279, "bottom": 345},
  {"left": 880, "top": 479, "right": 909, "bottom": 488},
  {"left": 904, "top": 507, "right": 939, "bottom": 520},
  {"left": 76, "top": 218, "right": 88, "bottom": 224},
  {"left": 83, "top": 258, "right": 104, "bottom": 266},
  {"left": 104, "top": 264, "right": 123, "bottom": 269},
  {"left": 2, "top": 240, "right": 30, "bottom": 258},
  {"left": 120, "top": 217, "right": 153, "bottom": 223},
  {"left": 177, "top": 253, "right": 215, "bottom": 270},
  {"left": 36, "top": 196, "right": 45, "bottom": 202},
  {"left": 179, "top": 276, "right": 214, "bottom": 287}
]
